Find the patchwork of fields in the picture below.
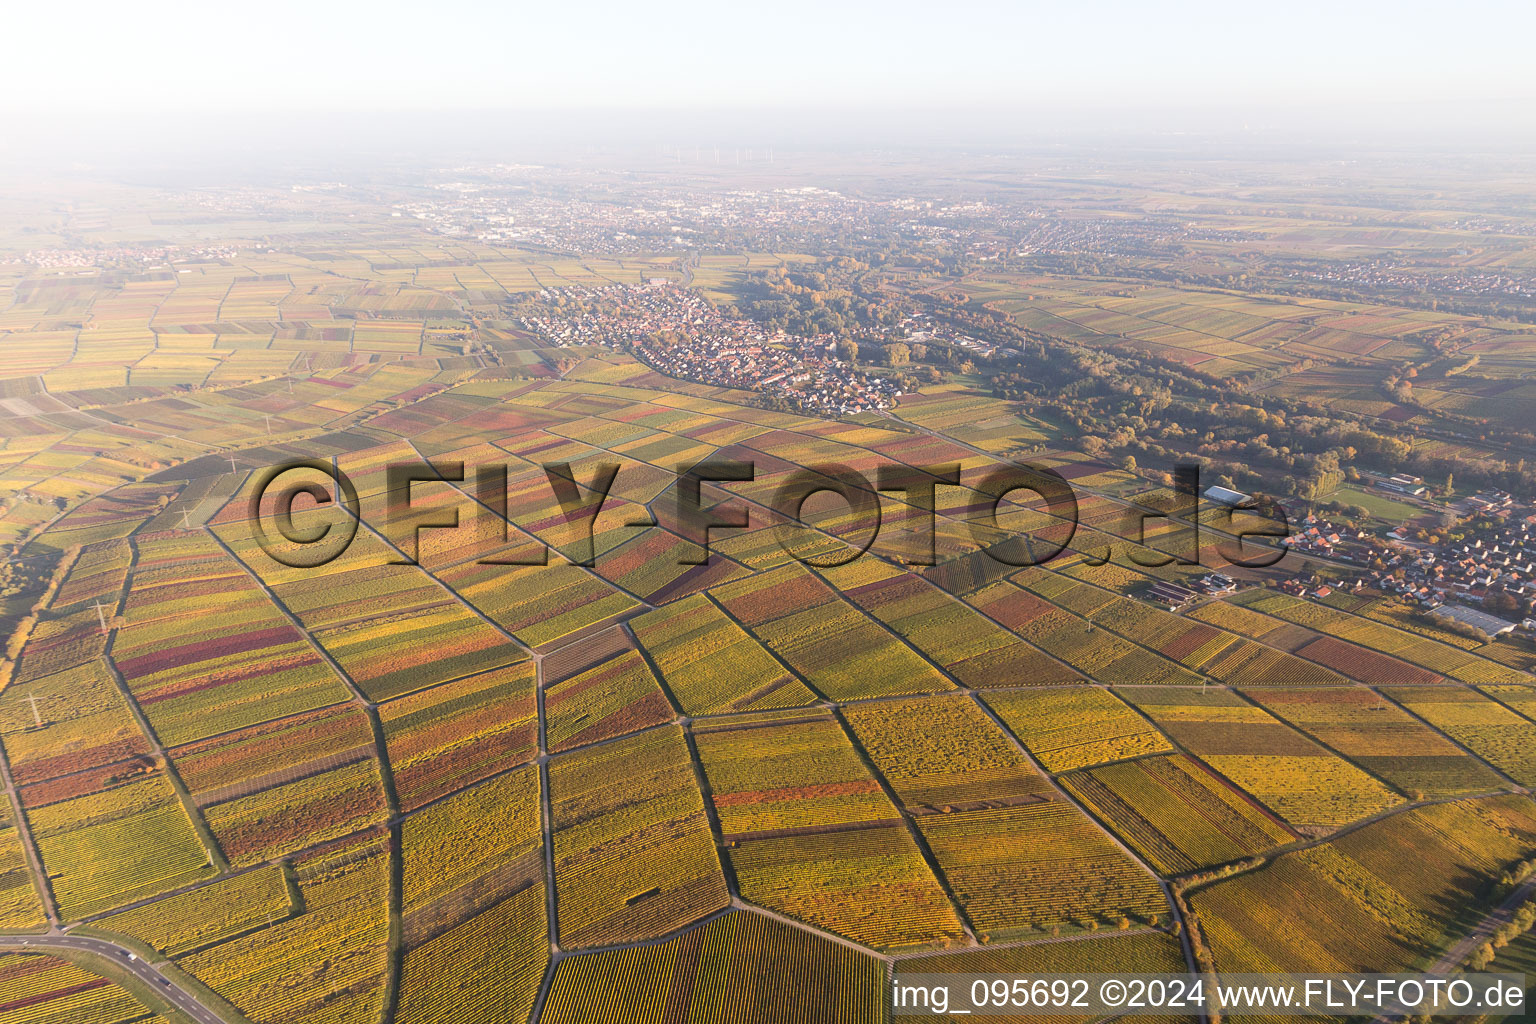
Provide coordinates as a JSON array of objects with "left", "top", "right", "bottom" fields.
[{"left": 2, "top": 249, "right": 1535, "bottom": 1023}]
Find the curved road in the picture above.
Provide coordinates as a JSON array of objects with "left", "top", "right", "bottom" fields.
[{"left": 0, "top": 933, "right": 229, "bottom": 1024}]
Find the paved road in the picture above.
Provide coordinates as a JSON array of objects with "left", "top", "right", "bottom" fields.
[
  {"left": 1367, "top": 874, "right": 1536, "bottom": 1023},
  {"left": 0, "top": 933, "right": 230, "bottom": 1024},
  {"left": 1428, "top": 875, "right": 1536, "bottom": 976}
]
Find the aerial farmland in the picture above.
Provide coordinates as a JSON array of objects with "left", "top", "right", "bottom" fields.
[{"left": 0, "top": 140, "right": 1534, "bottom": 1024}]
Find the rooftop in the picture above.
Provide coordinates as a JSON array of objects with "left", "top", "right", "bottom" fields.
[
  {"left": 1431, "top": 604, "right": 1519, "bottom": 637},
  {"left": 1204, "top": 485, "right": 1251, "bottom": 507}
]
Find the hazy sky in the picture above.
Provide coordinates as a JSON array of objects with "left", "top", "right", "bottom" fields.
[{"left": 5, "top": 0, "right": 1532, "bottom": 114}]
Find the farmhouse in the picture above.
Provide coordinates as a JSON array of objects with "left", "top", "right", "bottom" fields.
[{"left": 1196, "top": 573, "right": 1237, "bottom": 594}]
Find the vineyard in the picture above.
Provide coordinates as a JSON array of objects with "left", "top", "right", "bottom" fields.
[
  {"left": 90, "top": 866, "right": 293, "bottom": 956},
  {"left": 542, "top": 649, "right": 674, "bottom": 753},
  {"left": 1236, "top": 592, "right": 1532, "bottom": 686},
  {"left": 0, "top": 660, "right": 151, "bottom": 787},
  {"left": 839, "top": 695, "right": 1050, "bottom": 810},
  {"left": 985, "top": 577, "right": 1202, "bottom": 686},
  {"left": 1089, "top": 591, "right": 1344, "bottom": 686},
  {"left": 1247, "top": 687, "right": 1505, "bottom": 797},
  {"left": 113, "top": 534, "right": 348, "bottom": 745},
  {"left": 838, "top": 695, "right": 1163, "bottom": 940},
  {"left": 0, "top": 952, "right": 165, "bottom": 1024},
  {"left": 179, "top": 838, "right": 391, "bottom": 1024},
  {"left": 1192, "top": 796, "right": 1536, "bottom": 974},
  {"left": 918, "top": 801, "right": 1168, "bottom": 938},
  {"left": 378, "top": 661, "right": 538, "bottom": 811},
  {"left": 3, "top": 241, "right": 1536, "bottom": 1024},
  {"left": 28, "top": 775, "right": 213, "bottom": 919},
  {"left": 225, "top": 527, "right": 523, "bottom": 702},
  {"left": 819, "top": 562, "right": 1065, "bottom": 688},
  {"left": 1062, "top": 754, "right": 1296, "bottom": 873},
  {"left": 694, "top": 714, "right": 897, "bottom": 834},
  {"left": 984, "top": 687, "right": 1173, "bottom": 772},
  {"left": 201, "top": 758, "right": 387, "bottom": 866},
  {"left": 396, "top": 884, "right": 547, "bottom": 1024},
  {"left": 0, "top": 795, "right": 43, "bottom": 930},
  {"left": 436, "top": 561, "right": 638, "bottom": 649},
  {"left": 1296, "top": 636, "right": 1441, "bottom": 686},
  {"left": 1485, "top": 684, "right": 1536, "bottom": 719},
  {"left": 542, "top": 911, "right": 884, "bottom": 1024},
  {"left": 693, "top": 706, "right": 960, "bottom": 948},
  {"left": 12, "top": 604, "right": 110, "bottom": 687},
  {"left": 728, "top": 826, "right": 964, "bottom": 950},
  {"left": 548, "top": 727, "right": 729, "bottom": 948},
  {"left": 1383, "top": 686, "right": 1536, "bottom": 787},
  {"left": 711, "top": 565, "right": 953, "bottom": 699},
  {"left": 48, "top": 539, "right": 131, "bottom": 613},
  {"left": 629, "top": 595, "right": 812, "bottom": 714},
  {"left": 593, "top": 527, "right": 749, "bottom": 603},
  {"left": 1123, "top": 688, "right": 1402, "bottom": 827},
  {"left": 400, "top": 766, "right": 542, "bottom": 937},
  {"left": 169, "top": 705, "right": 373, "bottom": 800}
]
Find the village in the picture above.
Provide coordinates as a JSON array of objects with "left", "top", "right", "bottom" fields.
[
  {"left": 1276, "top": 484, "right": 1536, "bottom": 637},
  {"left": 519, "top": 282, "right": 904, "bottom": 413},
  {"left": 6, "top": 242, "right": 238, "bottom": 270},
  {"left": 394, "top": 175, "right": 900, "bottom": 256}
]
